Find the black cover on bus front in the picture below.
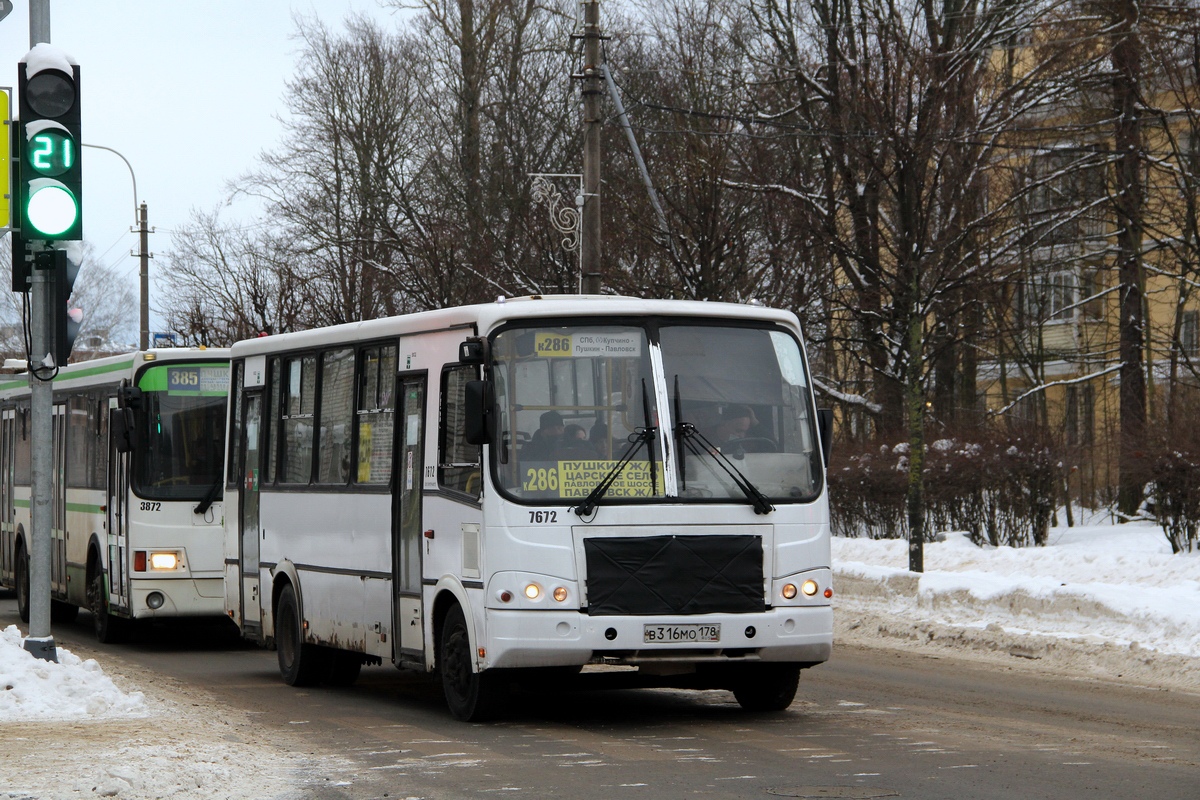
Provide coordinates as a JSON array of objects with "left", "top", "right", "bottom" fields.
[{"left": 583, "top": 535, "right": 765, "bottom": 615}]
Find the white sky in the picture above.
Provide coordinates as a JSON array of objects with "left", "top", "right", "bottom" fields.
[{"left": 1, "top": 0, "right": 398, "bottom": 333}]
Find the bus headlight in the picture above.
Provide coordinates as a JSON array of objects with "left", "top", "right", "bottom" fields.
[
  {"left": 552, "top": 586, "right": 568, "bottom": 603},
  {"left": 523, "top": 583, "right": 541, "bottom": 600},
  {"left": 149, "top": 552, "right": 180, "bottom": 571},
  {"left": 782, "top": 583, "right": 798, "bottom": 600},
  {"left": 801, "top": 579, "right": 819, "bottom": 597}
]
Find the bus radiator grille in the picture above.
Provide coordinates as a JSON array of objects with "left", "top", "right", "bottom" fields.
[{"left": 583, "top": 534, "right": 765, "bottom": 616}]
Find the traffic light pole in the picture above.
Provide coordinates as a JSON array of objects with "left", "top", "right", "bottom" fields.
[
  {"left": 22, "top": 0, "right": 57, "bottom": 663},
  {"left": 24, "top": 252, "right": 57, "bottom": 661}
]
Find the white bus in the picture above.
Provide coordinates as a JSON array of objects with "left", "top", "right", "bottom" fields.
[
  {"left": 223, "top": 297, "right": 833, "bottom": 720},
  {"left": 0, "top": 349, "right": 231, "bottom": 642}
]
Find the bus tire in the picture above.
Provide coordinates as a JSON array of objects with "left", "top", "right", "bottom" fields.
[
  {"left": 730, "top": 664, "right": 801, "bottom": 712},
  {"left": 89, "top": 571, "right": 130, "bottom": 644},
  {"left": 15, "top": 542, "right": 30, "bottom": 623},
  {"left": 439, "top": 604, "right": 505, "bottom": 722},
  {"left": 275, "top": 584, "right": 328, "bottom": 687}
]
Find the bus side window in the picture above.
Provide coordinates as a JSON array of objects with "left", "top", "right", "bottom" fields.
[
  {"left": 227, "top": 361, "right": 244, "bottom": 490},
  {"left": 440, "top": 365, "right": 481, "bottom": 499},
  {"left": 355, "top": 345, "right": 395, "bottom": 486},
  {"left": 281, "top": 355, "right": 317, "bottom": 485},
  {"left": 316, "top": 348, "right": 354, "bottom": 485}
]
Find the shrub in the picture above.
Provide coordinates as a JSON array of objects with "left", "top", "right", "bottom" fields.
[
  {"left": 1145, "top": 438, "right": 1200, "bottom": 554},
  {"left": 828, "top": 427, "right": 1059, "bottom": 547}
]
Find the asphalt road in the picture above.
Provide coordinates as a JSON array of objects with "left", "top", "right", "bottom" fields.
[{"left": 4, "top": 596, "right": 1198, "bottom": 800}]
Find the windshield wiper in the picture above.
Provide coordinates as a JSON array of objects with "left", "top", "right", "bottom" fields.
[
  {"left": 673, "top": 376, "right": 687, "bottom": 490},
  {"left": 673, "top": 390, "right": 774, "bottom": 516},
  {"left": 193, "top": 478, "right": 222, "bottom": 516},
  {"left": 574, "top": 380, "right": 657, "bottom": 517}
]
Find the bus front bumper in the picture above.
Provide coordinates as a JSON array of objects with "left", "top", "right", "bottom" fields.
[
  {"left": 129, "top": 577, "right": 225, "bottom": 619},
  {"left": 483, "top": 606, "right": 833, "bottom": 670}
]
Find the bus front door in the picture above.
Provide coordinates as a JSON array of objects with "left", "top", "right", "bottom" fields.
[
  {"left": 50, "top": 403, "right": 67, "bottom": 597},
  {"left": 393, "top": 374, "right": 426, "bottom": 662},
  {"left": 239, "top": 392, "right": 263, "bottom": 637},
  {"left": 0, "top": 410, "right": 13, "bottom": 584},
  {"left": 106, "top": 403, "right": 131, "bottom": 614}
]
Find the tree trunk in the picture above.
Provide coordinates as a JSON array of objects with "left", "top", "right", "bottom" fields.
[
  {"left": 906, "top": 303, "right": 926, "bottom": 573},
  {"left": 1112, "top": 0, "right": 1147, "bottom": 517}
]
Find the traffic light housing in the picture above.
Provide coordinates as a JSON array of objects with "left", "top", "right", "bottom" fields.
[
  {"left": 17, "top": 44, "right": 81, "bottom": 242},
  {"left": 33, "top": 248, "right": 82, "bottom": 364}
]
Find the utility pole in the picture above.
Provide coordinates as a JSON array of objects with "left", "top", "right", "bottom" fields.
[
  {"left": 24, "top": 0, "right": 56, "bottom": 662},
  {"left": 138, "top": 202, "right": 150, "bottom": 350},
  {"left": 81, "top": 144, "right": 145, "bottom": 348},
  {"left": 579, "top": 0, "right": 602, "bottom": 295}
]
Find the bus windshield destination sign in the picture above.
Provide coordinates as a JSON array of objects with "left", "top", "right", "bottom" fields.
[
  {"left": 522, "top": 460, "right": 663, "bottom": 498},
  {"left": 534, "top": 331, "right": 642, "bottom": 358},
  {"left": 165, "top": 366, "right": 229, "bottom": 396}
]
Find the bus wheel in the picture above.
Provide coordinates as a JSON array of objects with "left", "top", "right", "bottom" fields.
[
  {"left": 275, "top": 584, "right": 328, "bottom": 686},
  {"left": 325, "top": 650, "right": 363, "bottom": 687},
  {"left": 439, "top": 604, "right": 505, "bottom": 722},
  {"left": 15, "top": 543, "right": 30, "bottom": 623},
  {"left": 730, "top": 664, "right": 801, "bottom": 712},
  {"left": 88, "top": 572, "right": 129, "bottom": 644}
]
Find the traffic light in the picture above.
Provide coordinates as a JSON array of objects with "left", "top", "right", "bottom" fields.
[
  {"left": 17, "top": 44, "right": 81, "bottom": 242},
  {"left": 34, "top": 248, "right": 82, "bottom": 364}
]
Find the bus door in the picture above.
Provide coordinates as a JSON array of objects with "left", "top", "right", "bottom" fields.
[
  {"left": 0, "top": 409, "right": 13, "bottom": 581},
  {"left": 50, "top": 403, "right": 67, "bottom": 597},
  {"left": 393, "top": 373, "right": 426, "bottom": 660},
  {"left": 238, "top": 391, "right": 264, "bottom": 636},
  {"left": 106, "top": 400, "right": 131, "bottom": 613}
]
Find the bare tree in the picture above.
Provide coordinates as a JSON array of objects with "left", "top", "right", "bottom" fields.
[
  {"left": 156, "top": 209, "right": 305, "bottom": 346},
  {"left": 1, "top": 239, "right": 137, "bottom": 362},
  {"left": 392, "top": 0, "right": 580, "bottom": 302}
]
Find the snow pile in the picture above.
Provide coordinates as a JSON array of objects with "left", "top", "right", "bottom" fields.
[
  {"left": 833, "top": 516, "right": 1200, "bottom": 688},
  {"left": 1, "top": 624, "right": 351, "bottom": 799},
  {"left": 0, "top": 625, "right": 147, "bottom": 721}
]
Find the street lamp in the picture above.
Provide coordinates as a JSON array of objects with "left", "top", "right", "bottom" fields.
[{"left": 83, "top": 142, "right": 150, "bottom": 350}]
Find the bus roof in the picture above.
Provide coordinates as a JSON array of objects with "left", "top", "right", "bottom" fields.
[
  {"left": 228, "top": 296, "right": 802, "bottom": 358},
  {"left": 0, "top": 347, "right": 231, "bottom": 397}
]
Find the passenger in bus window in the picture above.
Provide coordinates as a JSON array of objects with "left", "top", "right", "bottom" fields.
[
  {"left": 559, "top": 423, "right": 600, "bottom": 460},
  {"left": 588, "top": 421, "right": 612, "bottom": 459},
  {"left": 520, "top": 411, "right": 565, "bottom": 461},
  {"left": 712, "top": 405, "right": 758, "bottom": 445}
]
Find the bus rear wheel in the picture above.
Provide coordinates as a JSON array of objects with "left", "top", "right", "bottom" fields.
[
  {"left": 730, "top": 664, "right": 801, "bottom": 712},
  {"left": 275, "top": 584, "right": 328, "bottom": 686},
  {"left": 15, "top": 542, "right": 30, "bottom": 623},
  {"left": 88, "top": 572, "right": 130, "bottom": 644},
  {"left": 439, "top": 604, "right": 505, "bottom": 722}
]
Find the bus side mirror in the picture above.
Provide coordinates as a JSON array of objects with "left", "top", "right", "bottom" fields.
[
  {"left": 464, "top": 380, "right": 494, "bottom": 445},
  {"left": 459, "top": 337, "right": 488, "bottom": 365},
  {"left": 118, "top": 383, "right": 143, "bottom": 410},
  {"left": 112, "top": 407, "right": 137, "bottom": 454},
  {"left": 817, "top": 408, "right": 833, "bottom": 468}
]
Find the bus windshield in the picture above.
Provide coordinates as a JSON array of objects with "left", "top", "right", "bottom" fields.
[
  {"left": 132, "top": 363, "right": 229, "bottom": 501},
  {"left": 490, "top": 320, "right": 821, "bottom": 505}
]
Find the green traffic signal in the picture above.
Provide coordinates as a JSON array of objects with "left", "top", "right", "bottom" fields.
[{"left": 26, "top": 179, "right": 79, "bottom": 237}]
